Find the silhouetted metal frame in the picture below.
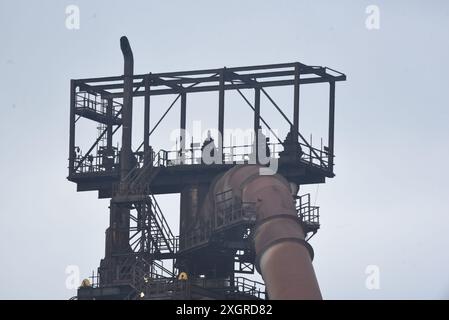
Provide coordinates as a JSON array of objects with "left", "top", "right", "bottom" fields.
[{"left": 69, "top": 62, "right": 345, "bottom": 176}]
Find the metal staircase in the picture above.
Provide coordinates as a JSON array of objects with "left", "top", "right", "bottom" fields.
[
  {"left": 121, "top": 152, "right": 178, "bottom": 258},
  {"left": 108, "top": 150, "right": 179, "bottom": 298},
  {"left": 131, "top": 196, "right": 177, "bottom": 256}
]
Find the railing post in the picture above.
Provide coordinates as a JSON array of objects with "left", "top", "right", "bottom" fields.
[
  {"left": 144, "top": 74, "right": 151, "bottom": 166},
  {"left": 180, "top": 92, "right": 186, "bottom": 163},
  {"left": 107, "top": 98, "right": 113, "bottom": 152}
]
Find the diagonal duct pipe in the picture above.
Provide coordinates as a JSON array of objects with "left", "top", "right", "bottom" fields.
[{"left": 207, "top": 165, "right": 322, "bottom": 300}]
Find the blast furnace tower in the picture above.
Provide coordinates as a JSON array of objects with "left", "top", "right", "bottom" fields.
[{"left": 68, "top": 37, "right": 346, "bottom": 300}]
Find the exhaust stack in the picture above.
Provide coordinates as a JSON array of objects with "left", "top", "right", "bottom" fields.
[{"left": 119, "top": 36, "right": 134, "bottom": 179}]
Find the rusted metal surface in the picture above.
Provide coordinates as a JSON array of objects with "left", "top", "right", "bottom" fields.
[{"left": 205, "top": 165, "right": 322, "bottom": 299}]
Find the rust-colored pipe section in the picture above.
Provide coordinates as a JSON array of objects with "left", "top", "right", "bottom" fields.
[{"left": 210, "top": 165, "right": 322, "bottom": 300}]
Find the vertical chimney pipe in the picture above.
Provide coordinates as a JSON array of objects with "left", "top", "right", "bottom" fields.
[{"left": 120, "top": 36, "right": 134, "bottom": 179}]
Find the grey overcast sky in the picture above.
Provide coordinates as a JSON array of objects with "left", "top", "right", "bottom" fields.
[{"left": 1, "top": 0, "right": 449, "bottom": 299}]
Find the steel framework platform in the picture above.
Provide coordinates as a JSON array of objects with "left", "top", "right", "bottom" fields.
[{"left": 68, "top": 43, "right": 346, "bottom": 300}]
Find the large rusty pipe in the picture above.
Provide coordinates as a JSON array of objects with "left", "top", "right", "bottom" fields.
[
  {"left": 120, "top": 36, "right": 134, "bottom": 179},
  {"left": 103, "top": 37, "right": 134, "bottom": 265},
  {"left": 210, "top": 165, "right": 322, "bottom": 300}
]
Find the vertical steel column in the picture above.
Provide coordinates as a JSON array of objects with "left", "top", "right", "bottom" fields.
[
  {"left": 69, "top": 80, "right": 76, "bottom": 175},
  {"left": 218, "top": 69, "right": 225, "bottom": 160},
  {"left": 120, "top": 36, "right": 134, "bottom": 179},
  {"left": 328, "top": 81, "right": 336, "bottom": 172},
  {"left": 293, "top": 63, "right": 300, "bottom": 140},
  {"left": 180, "top": 92, "right": 187, "bottom": 162},
  {"left": 254, "top": 87, "right": 261, "bottom": 160},
  {"left": 144, "top": 75, "right": 151, "bottom": 165},
  {"left": 107, "top": 98, "right": 113, "bottom": 151}
]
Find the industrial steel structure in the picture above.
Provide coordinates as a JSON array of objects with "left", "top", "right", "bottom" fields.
[{"left": 69, "top": 37, "right": 346, "bottom": 300}]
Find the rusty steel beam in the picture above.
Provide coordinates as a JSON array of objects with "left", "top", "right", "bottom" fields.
[
  {"left": 102, "top": 77, "right": 345, "bottom": 99},
  {"left": 74, "top": 65, "right": 345, "bottom": 93}
]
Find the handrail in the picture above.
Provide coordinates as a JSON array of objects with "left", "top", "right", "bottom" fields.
[
  {"left": 296, "top": 193, "right": 320, "bottom": 232},
  {"left": 73, "top": 137, "right": 331, "bottom": 175},
  {"left": 234, "top": 277, "right": 266, "bottom": 299},
  {"left": 150, "top": 142, "right": 329, "bottom": 168}
]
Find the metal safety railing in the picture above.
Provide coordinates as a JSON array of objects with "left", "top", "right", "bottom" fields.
[
  {"left": 71, "top": 137, "right": 331, "bottom": 175},
  {"left": 150, "top": 141, "right": 329, "bottom": 169},
  {"left": 296, "top": 193, "right": 320, "bottom": 235},
  {"left": 180, "top": 189, "right": 256, "bottom": 251},
  {"left": 215, "top": 189, "right": 256, "bottom": 229},
  {"left": 234, "top": 277, "right": 266, "bottom": 299},
  {"left": 73, "top": 150, "right": 120, "bottom": 174},
  {"left": 75, "top": 91, "right": 121, "bottom": 118}
]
